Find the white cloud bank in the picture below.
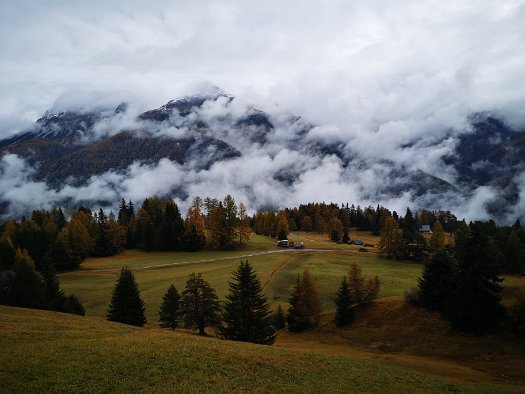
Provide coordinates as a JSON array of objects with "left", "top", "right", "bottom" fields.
[{"left": 0, "top": 1, "right": 524, "bottom": 222}]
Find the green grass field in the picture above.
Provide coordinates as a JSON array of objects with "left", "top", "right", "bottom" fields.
[
  {"left": 5, "top": 231, "right": 524, "bottom": 392},
  {"left": 1, "top": 305, "right": 522, "bottom": 393},
  {"left": 59, "top": 233, "right": 423, "bottom": 322}
]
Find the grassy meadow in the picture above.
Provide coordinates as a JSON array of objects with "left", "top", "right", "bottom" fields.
[
  {"left": 1, "top": 305, "right": 523, "bottom": 393},
  {"left": 4, "top": 229, "right": 524, "bottom": 392},
  {"left": 59, "top": 232, "right": 423, "bottom": 322}
]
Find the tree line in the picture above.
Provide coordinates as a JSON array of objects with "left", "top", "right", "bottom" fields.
[{"left": 106, "top": 260, "right": 381, "bottom": 343}]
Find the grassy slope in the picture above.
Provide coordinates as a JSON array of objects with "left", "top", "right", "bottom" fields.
[{"left": 1, "top": 305, "right": 521, "bottom": 393}]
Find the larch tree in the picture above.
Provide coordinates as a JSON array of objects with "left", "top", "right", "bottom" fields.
[
  {"left": 220, "top": 261, "right": 275, "bottom": 344},
  {"left": 180, "top": 273, "right": 221, "bottom": 335},
  {"left": 378, "top": 215, "right": 402, "bottom": 259},
  {"left": 237, "top": 202, "right": 252, "bottom": 245},
  {"left": 347, "top": 263, "right": 380, "bottom": 307},
  {"left": 276, "top": 211, "right": 289, "bottom": 240},
  {"left": 223, "top": 195, "right": 239, "bottom": 248},
  {"left": 301, "top": 215, "right": 313, "bottom": 232},
  {"left": 429, "top": 221, "right": 446, "bottom": 252},
  {"left": 184, "top": 197, "right": 206, "bottom": 251},
  {"left": 287, "top": 269, "right": 321, "bottom": 332},
  {"left": 107, "top": 266, "right": 147, "bottom": 327}
]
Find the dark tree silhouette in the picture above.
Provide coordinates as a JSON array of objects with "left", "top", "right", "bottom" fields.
[
  {"left": 287, "top": 269, "right": 321, "bottom": 332},
  {"left": 418, "top": 250, "right": 457, "bottom": 312},
  {"left": 220, "top": 261, "right": 275, "bottom": 344},
  {"left": 273, "top": 304, "right": 286, "bottom": 330},
  {"left": 180, "top": 273, "right": 221, "bottom": 335},
  {"left": 159, "top": 284, "right": 181, "bottom": 330},
  {"left": 107, "top": 266, "right": 146, "bottom": 327},
  {"left": 334, "top": 276, "right": 354, "bottom": 326}
]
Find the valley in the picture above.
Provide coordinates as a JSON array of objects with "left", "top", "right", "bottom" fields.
[{"left": 0, "top": 231, "right": 509, "bottom": 392}]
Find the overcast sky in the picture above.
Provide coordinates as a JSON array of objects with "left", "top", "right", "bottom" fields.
[{"left": 1, "top": 0, "right": 525, "bottom": 136}]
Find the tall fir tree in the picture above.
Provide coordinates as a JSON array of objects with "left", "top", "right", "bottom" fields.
[
  {"left": 180, "top": 273, "right": 221, "bottom": 335},
  {"left": 220, "top": 261, "right": 275, "bottom": 344},
  {"left": 448, "top": 226, "right": 504, "bottom": 333},
  {"left": 159, "top": 284, "right": 181, "bottom": 330},
  {"left": 107, "top": 266, "right": 146, "bottom": 326},
  {"left": 418, "top": 250, "right": 458, "bottom": 312},
  {"left": 334, "top": 276, "right": 354, "bottom": 326}
]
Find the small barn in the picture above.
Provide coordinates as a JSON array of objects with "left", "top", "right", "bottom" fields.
[{"left": 419, "top": 225, "right": 433, "bottom": 233}]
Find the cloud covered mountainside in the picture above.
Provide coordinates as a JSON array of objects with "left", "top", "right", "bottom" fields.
[{"left": 0, "top": 90, "right": 524, "bottom": 223}]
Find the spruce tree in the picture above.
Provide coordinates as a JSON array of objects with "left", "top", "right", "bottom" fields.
[
  {"left": 159, "top": 284, "right": 181, "bottom": 330},
  {"left": 273, "top": 304, "right": 286, "bottom": 330},
  {"left": 107, "top": 266, "right": 146, "bottom": 326},
  {"left": 448, "top": 226, "right": 504, "bottom": 333},
  {"left": 334, "top": 276, "right": 354, "bottom": 326},
  {"left": 180, "top": 273, "right": 221, "bottom": 335},
  {"left": 418, "top": 250, "right": 458, "bottom": 312},
  {"left": 220, "top": 261, "right": 275, "bottom": 344}
]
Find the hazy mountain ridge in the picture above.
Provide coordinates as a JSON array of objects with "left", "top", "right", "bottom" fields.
[{"left": 0, "top": 92, "right": 523, "bottom": 222}]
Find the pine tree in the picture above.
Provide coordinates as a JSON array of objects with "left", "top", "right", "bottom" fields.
[
  {"left": 107, "top": 266, "right": 146, "bottom": 326},
  {"left": 418, "top": 250, "right": 458, "bottom": 312},
  {"left": 180, "top": 273, "right": 221, "bottom": 335},
  {"left": 159, "top": 284, "right": 181, "bottom": 330},
  {"left": 287, "top": 269, "right": 321, "bottom": 332},
  {"left": 220, "top": 261, "right": 275, "bottom": 344},
  {"left": 273, "top": 304, "right": 286, "bottom": 330},
  {"left": 334, "top": 276, "right": 354, "bottom": 326}
]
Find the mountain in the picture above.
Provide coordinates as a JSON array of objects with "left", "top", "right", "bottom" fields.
[
  {"left": 0, "top": 96, "right": 241, "bottom": 187},
  {"left": 0, "top": 91, "right": 523, "bottom": 221}
]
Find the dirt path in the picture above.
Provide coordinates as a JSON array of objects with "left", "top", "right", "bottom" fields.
[{"left": 74, "top": 248, "right": 349, "bottom": 274}]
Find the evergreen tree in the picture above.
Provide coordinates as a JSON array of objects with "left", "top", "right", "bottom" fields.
[
  {"left": 504, "top": 230, "right": 525, "bottom": 274},
  {"left": 180, "top": 273, "right": 221, "bottom": 335},
  {"left": 448, "top": 226, "right": 504, "bottom": 333},
  {"left": 0, "top": 234, "right": 16, "bottom": 270},
  {"left": 94, "top": 209, "right": 113, "bottom": 257},
  {"left": 273, "top": 304, "right": 286, "bottom": 330},
  {"left": 159, "top": 284, "right": 181, "bottom": 330},
  {"left": 107, "top": 266, "right": 146, "bottom": 326},
  {"left": 418, "top": 250, "right": 458, "bottom": 312},
  {"left": 287, "top": 269, "right": 321, "bottom": 332},
  {"left": 0, "top": 249, "right": 45, "bottom": 309},
  {"left": 334, "top": 276, "right": 354, "bottom": 326},
  {"left": 220, "top": 261, "right": 275, "bottom": 344}
]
